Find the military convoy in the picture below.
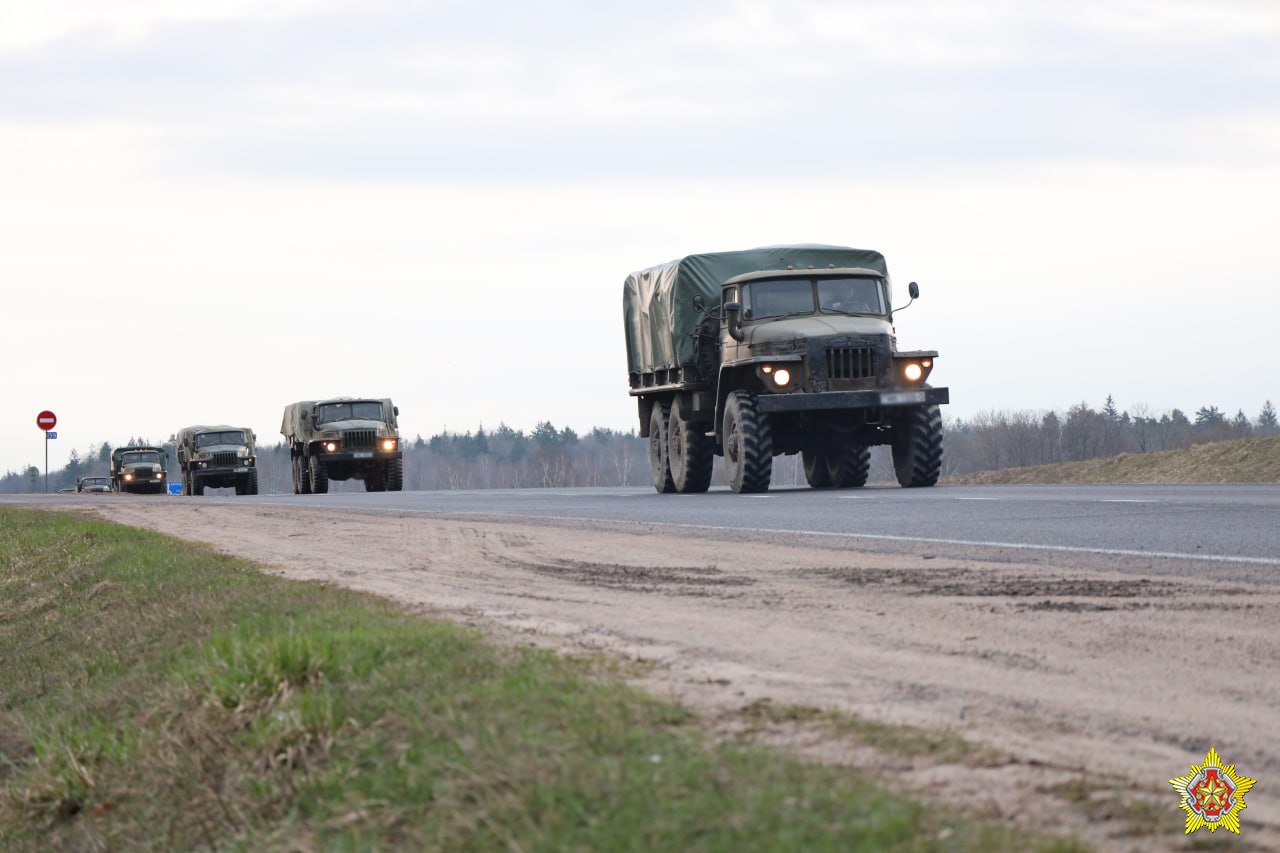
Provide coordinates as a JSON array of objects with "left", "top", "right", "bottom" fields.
[
  {"left": 280, "top": 398, "right": 403, "bottom": 494},
  {"left": 623, "top": 245, "right": 948, "bottom": 494},
  {"left": 175, "top": 425, "right": 259, "bottom": 496},
  {"left": 109, "top": 446, "right": 169, "bottom": 494},
  {"left": 67, "top": 244, "right": 954, "bottom": 499}
]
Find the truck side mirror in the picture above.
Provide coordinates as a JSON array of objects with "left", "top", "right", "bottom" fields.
[
  {"left": 723, "top": 301, "right": 745, "bottom": 342},
  {"left": 908, "top": 282, "right": 920, "bottom": 299},
  {"left": 393, "top": 406, "right": 399, "bottom": 416}
]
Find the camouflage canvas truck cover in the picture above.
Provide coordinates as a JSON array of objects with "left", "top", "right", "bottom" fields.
[
  {"left": 109, "top": 445, "right": 169, "bottom": 494},
  {"left": 175, "top": 425, "right": 259, "bottom": 496},
  {"left": 623, "top": 244, "right": 949, "bottom": 494},
  {"left": 280, "top": 398, "right": 403, "bottom": 494}
]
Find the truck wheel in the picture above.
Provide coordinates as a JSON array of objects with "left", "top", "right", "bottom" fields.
[
  {"left": 648, "top": 402, "right": 676, "bottom": 493},
  {"left": 723, "top": 391, "right": 772, "bottom": 494},
  {"left": 387, "top": 458, "right": 404, "bottom": 492},
  {"left": 182, "top": 471, "right": 191, "bottom": 496},
  {"left": 668, "top": 400, "right": 713, "bottom": 493},
  {"left": 246, "top": 470, "right": 259, "bottom": 496},
  {"left": 802, "top": 451, "right": 833, "bottom": 488},
  {"left": 892, "top": 405, "right": 943, "bottom": 488},
  {"left": 830, "top": 445, "right": 871, "bottom": 488},
  {"left": 308, "top": 455, "right": 328, "bottom": 493},
  {"left": 298, "top": 456, "right": 312, "bottom": 494},
  {"left": 192, "top": 473, "right": 205, "bottom": 497}
]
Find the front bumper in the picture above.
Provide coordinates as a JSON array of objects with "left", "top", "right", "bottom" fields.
[
  {"left": 319, "top": 450, "right": 403, "bottom": 464},
  {"left": 756, "top": 386, "right": 949, "bottom": 414}
]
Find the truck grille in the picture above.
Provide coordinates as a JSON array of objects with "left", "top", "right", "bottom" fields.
[
  {"left": 343, "top": 429, "right": 377, "bottom": 450},
  {"left": 212, "top": 452, "right": 238, "bottom": 467},
  {"left": 826, "top": 346, "right": 876, "bottom": 380}
]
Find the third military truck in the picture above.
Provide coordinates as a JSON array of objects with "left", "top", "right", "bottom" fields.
[
  {"left": 281, "top": 398, "right": 403, "bottom": 494},
  {"left": 175, "top": 425, "right": 259, "bottom": 496},
  {"left": 623, "top": 245, "right": 949, "bottom": 494}
]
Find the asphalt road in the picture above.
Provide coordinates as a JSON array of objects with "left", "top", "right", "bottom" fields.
[{"left": 12, "top": 483, "right": 1280, "bottom": 580}]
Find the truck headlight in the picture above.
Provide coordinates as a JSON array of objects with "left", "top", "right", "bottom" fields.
[
  {"left": 759, "top": 363, "right": 796, "bottom": 389},
  {"left": 155, "top": 472, "right": 163, "bottom": 479},
  {"left": 382, "top": 438, "right": 398, "bottom": 451},
  {"left": 324, "top": 441, "right": 338, "bottom": 453},
  {"left": 897, "top": 357, "right": 933, "bottom": 384},
  {"left": 124, "top": 474, "right": 133, "bottom": 481}
]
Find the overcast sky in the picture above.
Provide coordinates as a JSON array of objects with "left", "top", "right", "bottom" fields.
[{"left": 2, "top": 0, "right": 1278, "bottom": 476}]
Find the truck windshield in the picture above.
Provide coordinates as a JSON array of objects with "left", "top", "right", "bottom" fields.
[
  {"left": 316, "top": 401, "right": 384, "bottom": 424},
  {"left": 741, "top": 276, "right": 887, "bottom": 320},
  {"left": 742, "top": 280, "right": 815, "bottom": 319},
  {"left": 817, "top": 277, "right": 885, "bottom": 315},
  {"left": 196, "top": 431, "right": 245, "bottom": 447},
  {"left": 82, "top": 478, "right": 109, "bottom": 486},
  {"left": 122, "top": 452, "right": 160, "bottom": 464}
]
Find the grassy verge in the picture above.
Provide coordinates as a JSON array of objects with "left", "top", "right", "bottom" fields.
[
  {"left": 946, "top": 435, "right": 1280, "bottom": 485},
  {"left": 0, "top": 508, "right": 1083, "bottom": 851}
]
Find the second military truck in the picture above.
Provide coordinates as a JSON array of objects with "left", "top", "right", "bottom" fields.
[
  {"left": 176, "top": 425, "right": 259, "bottom": 496},
  {"left": 624, "top": 244, "right": 949, "bottom": 494},
  {"left": 110, "top": 445, "right": 169, "bottom": 494},
  {"left": 281, "top": 398, "right": 403, "bottom": 494}
]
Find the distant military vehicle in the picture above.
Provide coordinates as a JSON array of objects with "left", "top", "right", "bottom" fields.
[
  {"left": 76, "top": 475, "right": 113, "bottom": 494},
  {"left": 110, "top": 446, "right": 168, "bottom": 494},
  {"left": 280, "top": 398, "right": 403, "bottom": 494},
  {"left": 175, "top": 425, "right": 259, "bottom": 496},
  {"left": 623, "top": 245, "right": 949, "bottom": 494}
]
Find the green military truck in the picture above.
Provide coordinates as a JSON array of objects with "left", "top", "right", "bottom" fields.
[
  {"left": 175, "top": 425, "right": 259, "bottom": 496},
  {"left": 281, "top": 398, "right": 403, "bottom": 494},
  {"left": 623, "top": 245, "right": 949, "bottom": 494},
  {"left": 109, "top": 445, "right": 169, "bottom": 494}
]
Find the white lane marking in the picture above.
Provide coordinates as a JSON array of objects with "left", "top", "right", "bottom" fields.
[
  {"left": 953, "top": 497, "right": 1000, "bottom": 501},
  {"left": 837, "top": 495, "right": 872, "bottom": 500},
  {"left": 1097, "top": 499, "right": 1158, "bottom": 504},
  {"left": 385, "top": 509, "right": 1280, "bottom": 567}
]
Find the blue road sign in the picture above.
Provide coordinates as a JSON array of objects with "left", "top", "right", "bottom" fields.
[
  {"left": 167, "top": 481, "right": 183, "bottom": 496},
  {"left": 46, "top": 431, "right": 57, "bottom": 439}
]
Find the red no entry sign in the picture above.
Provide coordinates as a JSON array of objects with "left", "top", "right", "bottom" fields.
[{"left": 37, "top": 410, "right": 57, "bottom": 431}]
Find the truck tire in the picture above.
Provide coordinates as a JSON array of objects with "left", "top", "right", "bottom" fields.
[
  {"left": 892, "top": 405, "right": 943, "bottom": 488},
  {"left": 668, "top": 399, "right": 713, "bottom": 493},
  {"left": 192, "top": 473, "right": 205, "bottom": 497},
  {"left": 723, "top": 391, "right": 772, "bottom": 494},
  {"left": 308, "top": 455, "right": 329, "bottom": 494},
  {"left": 364, "top": 471, "right": 385, "bottom": 492},
  {"left": 182, "top": 471, "right": 191, "bottom": 496},
  {"left": 830, "top": 445, "right": 871, "bottom": 488},
  {"left": 298, "top": 455, "right": 312, "bottom": 494},
  {"left": 648, "top": 402, "right": 676, "bottom": 493},
  {"left": 387, "top": 458, "right": 404, "bottom": 492},
  {"left": 245, "top": 470, "right": 259, "bottom": 496},
  {"left": 802, "top": 451, "right": 833, "bottom": 488}
]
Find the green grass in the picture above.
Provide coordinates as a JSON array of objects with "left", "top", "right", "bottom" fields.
[
  {"left": 0, "top": 508, "right": 1085, "bottom": 851},
  {"left": 946, "top": 435, "right": 1280, "bottom": 485}
]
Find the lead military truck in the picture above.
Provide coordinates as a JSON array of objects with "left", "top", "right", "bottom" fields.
[
  {"left": 176, "top": 425, "right": 259, "bottom": 496},
  {"left": 624, "top": 245, "right": 949, "bottom": 494},
  {"left": 281, "top": 398, "right": 403, "bottom": 494},
  {"left": 109, "top": 445, "right": 169, "bottom": 494}
]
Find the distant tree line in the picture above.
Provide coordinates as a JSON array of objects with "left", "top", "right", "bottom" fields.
[{"left": 4, "top": 400, "right": 1278, "bottom": 494}]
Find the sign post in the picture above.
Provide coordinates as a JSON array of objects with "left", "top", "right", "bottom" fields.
[{"left": 37, "top": 411, "right": 57, "bottom": 493}]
